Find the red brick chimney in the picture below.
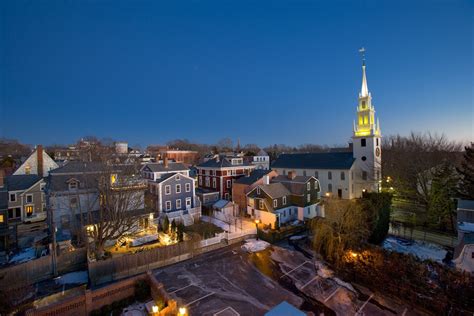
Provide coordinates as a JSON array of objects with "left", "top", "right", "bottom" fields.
[
  {"left": 37, "top": 145, "right": 44, "bottom": 177},
  {"left": 0, "top": 169, "right": 4, "bottom": 188},
  {"left": 287, "top": 170, "right": 296, "bottom": 180}
]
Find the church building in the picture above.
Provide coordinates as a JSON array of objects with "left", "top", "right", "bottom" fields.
[{"left": 272, "top": 57, "right": 382, "bottom": 199}]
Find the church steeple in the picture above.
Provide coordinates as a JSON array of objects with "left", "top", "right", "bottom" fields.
[{"left": 353, "top": 48, "right": 380, "bottom": 138}]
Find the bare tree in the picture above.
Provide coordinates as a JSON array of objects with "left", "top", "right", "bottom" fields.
[{"left": 312, "top": 199, "right": 369, "bottom": 267}]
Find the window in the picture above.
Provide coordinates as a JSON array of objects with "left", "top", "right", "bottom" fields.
[
  {"left": 328, "top": 183, "right": 332, "bottom": 192},
  {"left": 283, "top": 170, "right": 286, "bottom": 175},
  {"left": 307, "top": 194, "right": 311, "bottom": 203},
  {"left": 314, "top": 181, "right": 319, "bottom": 190},
  {"left": 361, "top": 100, "right": 366, "bottom": 108},
  {"left": 69, "top": 181, "right": 78, "bottom": 190},
  {"left": 224, "top": 193, "right": 230, "bottom": 200},
  {"left": 166, "top": 201, "right": 172, "bottom": 211},
  {"left": 283, "top": 196, "right": 287, "bottom": 205},
  {"left": 340, "top": 172, "right": 345, "bottom": 180},
  {"left": 472, "top": 252, "right": 474, "bottom": 259},
  {"left": 231, "top": 170, "right": 236, "bottom": 176},
  {"left": 212, "top": 178, "right": 216, "bottom": 188},
  {"left": 205, "top": 177, "right": 210, "bottom": 187},
  {"left": 199, "top": 176, "right": 202, "bottom": 186},
  {"left": 362, "top": 171, "right": 368, "bottom": 180},
  {"left": 26, "top": 194, "right": 33, "bottom": 203},
  {"left": 9, "top": 193, "right": 16, "bottom": 202},
  {"left": 227, "top": 180, "right": 231, "bottom": 188},
  {"left": 361, "top": 156, "right": 367, "bottom": 161},
  {"left": 257, "top": 187, "right": 260, "bottom": 194},
  {"left": 361, "top": 139, "right": 366, "bottom": 147},
  {"left": 283, "top": 210, "right": 286, "bottom": 217},
  {"left": 0, "top": 214, "right": 3, "bottom": 223},
  {"left": 176, "top": 174, "right": 180, "bottom": 180},
  {"left": 328, "top": 171, "right": 332, "bottom": 180},
  {"left": 176, "top": 184, "right": 181, "bottom": 193},
  {"left": 186, "top": 197, "right": 192, "bottom": 207},
  {"left": 40, "top": 183, "right": 46, "bottom": 191},
  {"left": 273, "top": 199, "right": 277, "bottom": 207},
  {"left": 259, "top": 199, "right": 264, "bottom": 209},
  {"left": 165, "top": 185, "right": 171, "bottom": 195},
  {"left": 376, "top": 138, "right": 379, "bottom": 146},
  {"left": 314, "top": 171, "right": 319, "bottom": 178},
  {"left": 25, "top": 205, "right": 33, "bottom": 217},
  {"left": 307, "top": 183, "right": 310, "bottom": 191},
  {"left": 303, "top": 170, "right": 307, "bottom": 176},
  {"left": 70, "top": 197, "right": 78, "bottom": 209},
  {"left": 176, "top": 199, "right": 182, "bottom": 209},
  {"left": 185, "top": 183, "right": 191, "bottom": 192},
  {"left": 8, "top": 208, "right": 21, "bottom": 219}
]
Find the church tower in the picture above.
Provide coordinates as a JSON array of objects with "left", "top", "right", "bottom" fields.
[{"left": 352, "top": 49, "right": 382, "bottom": 196}]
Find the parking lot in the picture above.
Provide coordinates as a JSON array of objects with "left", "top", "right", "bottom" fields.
[{"left": 154, "top": 242, "right": 427, "bottom": 316}]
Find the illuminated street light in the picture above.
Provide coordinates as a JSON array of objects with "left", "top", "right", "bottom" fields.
[
  {"left": 179, "top": 307, "right": 187, "bottom": 315},
  {"left": 255, "top": 219, "right": 260, "bottom": 241},
  {"left": 152, "top": 305, "right": 159, "bottom": 314}
]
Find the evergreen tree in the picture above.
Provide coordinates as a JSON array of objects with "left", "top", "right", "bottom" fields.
[
  {"left": 457, "top": 143, "right": 474, "bottom": 199},
  {"left": 162, "top": 215, "right": 170, "bottom": 234}
]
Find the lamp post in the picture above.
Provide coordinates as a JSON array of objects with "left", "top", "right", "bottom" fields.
[{"left": 255, "top": 219, "right": 260, "bottom": 240}]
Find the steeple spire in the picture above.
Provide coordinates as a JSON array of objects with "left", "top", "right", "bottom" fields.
[{"left": 359, "top": 47, "right": 369, "bottom": 97}]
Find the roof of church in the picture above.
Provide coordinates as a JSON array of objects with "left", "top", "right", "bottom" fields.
[{"left": 272, "top": 152, "right": 355, "bottom": 170}]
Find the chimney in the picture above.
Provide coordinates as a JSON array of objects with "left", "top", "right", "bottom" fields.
[
  {"left": 37, "top": 145, "right": 44, "bottom": 177},
  {"left": 0, "top": 169, "right": 4, "bottom": 188},
  {"left": 263, "top": 175, "right": 270, "bottom": 185},
  {"left": 163, "top": 154, "right": 169, "bottom": 168},
  {"left": 287, "top": 170, "right": 296, "bottom": 180}
]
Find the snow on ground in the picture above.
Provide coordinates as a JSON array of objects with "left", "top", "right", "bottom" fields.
[
  {"left": 242, "top": 239, "right": 271, "bottom": 253},
  {"left": 383, "top": 236, "right": 447, "bottom": 263},
  {"left": 9, "top": 247, "right": 36, "bottom": 264},
  {"left": 55, "top": 271, "right": 88, "bottom": 285}
]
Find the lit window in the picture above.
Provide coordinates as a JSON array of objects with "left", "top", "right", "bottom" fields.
[
  {"left": 0, "top": 214, "right": 3, "bottom": 223},
  {"left": 110, "top": 174, "right": 117, "bottom": 184},
  {"left": 25, "top": 205, "right": 33, "bottom": 217}
]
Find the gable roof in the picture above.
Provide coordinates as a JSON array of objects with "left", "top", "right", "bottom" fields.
[
  {"left": 258, "top": 182, "right": 291, "bottom": 199},
  {"left": 5, "top": 175, "right": 43, "bottom": 191},
  {"left": 49, "top": 161, "right": 106, "bottom": 174},
  {"left": 272, "top": 175, "right": 318, "bottom": 195},
  {"left": 234, "top": 169, "right": 272, "bottom": 185},
  {"left": 213, "top": 199, "right": 232, "bottom": 209},
  {"left": 142, "top": 162, "right": 188, "bottom": 173},
  {"left": 272, "top": 152, "right": 355, "bottom": 170},
  {"left": 257, "top": 149, "right": 268, "bottom": 156}
]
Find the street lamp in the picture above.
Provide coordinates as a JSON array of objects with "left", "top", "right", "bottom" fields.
[
  {"left": 255, "top": 219, "right": 260, "bottom": 240},
  {"left": 179, "top": 307, "right": 187, "bottom": 315},
  {"left": 151, "top": 305, "right": 159, "bottom": 315}
]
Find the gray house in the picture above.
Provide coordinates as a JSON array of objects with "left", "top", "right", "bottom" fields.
[{"left": 148, "top": 172, "right": 201, "bottom": 226}]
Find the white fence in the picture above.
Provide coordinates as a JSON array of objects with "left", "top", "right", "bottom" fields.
[{"left": 198, "top": 227, "right": 256, "bottom": 248}]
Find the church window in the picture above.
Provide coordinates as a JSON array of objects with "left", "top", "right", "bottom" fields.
[
  {"left": 362, "top": 171, "right": 368, "bottom": 180},
  {"left": 361, "top": 156, "right": 367, "bottom": 161},
  {"left": 328, "top": 171, "right": 332, "bottom": 180},
  {"left": 328, "top": 183, "right": 332, "bottom": 192},
  {"left": 361, "top": 139, "right": 366, "bottom": 147},
  {"left": 340, "top": 172, "right": 345, "bottom": 180}
]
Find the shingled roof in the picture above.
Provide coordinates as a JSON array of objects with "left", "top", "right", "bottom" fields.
[
  {"left": 234, "top": 169, "right": 272, "bottom": 185},
  {"left": 272, "top": 152, "right": 355, "bottom": 170},
  {"left": 197, "top": 157, "right": 254, "bottom": 168},
  {"left": 5, "top": 175, "right": 43, "bottom": 191},
  {"left": 142, "top": 162, "right": 188, "bottom": 173}
]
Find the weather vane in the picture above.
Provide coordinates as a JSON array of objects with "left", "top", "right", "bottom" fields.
[{"left": 359, "top": 47, "right": 366, "bottom": 66}]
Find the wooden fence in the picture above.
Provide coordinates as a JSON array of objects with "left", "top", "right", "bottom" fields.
[
  {"left": 0, "top": 248, "right": 87, "bottom": 290},
  {"left": 89, "top": 230, "right": 256, "bottom": 286}
]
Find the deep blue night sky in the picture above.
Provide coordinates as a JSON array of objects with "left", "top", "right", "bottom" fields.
[{"left": 1, "top": 0, "right": 472, "bottom": 147}]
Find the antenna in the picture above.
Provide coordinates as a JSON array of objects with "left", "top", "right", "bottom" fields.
[{"left": 358, "top": 47, "right": 366, "bottom": 66}]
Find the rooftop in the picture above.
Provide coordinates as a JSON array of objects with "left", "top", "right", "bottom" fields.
[
  {"left": 234, "top": 169, "right": 272, "bottom": 185},
  {"left": 272, "top": 152, "right": 355, "bottom": 170},
  {"left": 197, "top": 157, "right": 254, "bottom": 168},
  {"left": 458, "top": 199, "right": 474, "bottom": 211},
  {"left": 5, "top": 174, "right": 43, "bottom": 191},
  {"left": 142, "top": 162, "right": 188, "bottom": 173}
]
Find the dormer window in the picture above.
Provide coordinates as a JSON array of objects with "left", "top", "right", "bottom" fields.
[{"left": 69, "top": 181, "right": 78, "bottom": 190}]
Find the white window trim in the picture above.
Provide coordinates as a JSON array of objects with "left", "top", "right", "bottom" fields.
[
  {"left": 176, "top": 184, "right": 181, "bottom": 194},
  {"left": 166, "top": 201, "right": 172, "bottom": 211},
  {"left": 165, "top": 185, "right": 171, "bottom": 195},
  {"left": 283, "top": 196, "right": 287, "bottom": 205},
  {"left": 9, "top": 193, "right": 16, "bottom": 202},
  {"left": 307, "top": 194, "right": 311, "bottom": 202},
  {"left": 176, "top": 199, "right": 182, "bottom": 209},
  {"left": 273, "top": 199, "right": 277, "bottom": 208},
  {"left": 185, "top": 197, "right": 192, "bottom": 207},
  {"left": 259, "top": 199, "right": 264, "bottom": 209},
  {"left": 185, "top": 183, "right": 191, "bottom": 192},
  {"left": 26, "top": 194, "right": 33, "bottom": 203}
]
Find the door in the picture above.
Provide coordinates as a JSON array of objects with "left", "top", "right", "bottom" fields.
[{"left": 338, "top": 189, "right": 342, "bottom": 199}]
